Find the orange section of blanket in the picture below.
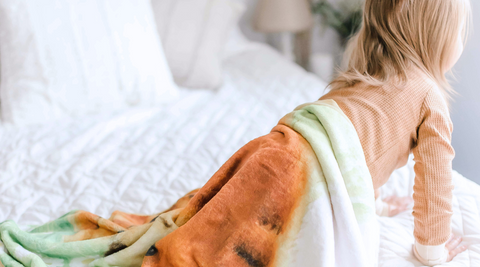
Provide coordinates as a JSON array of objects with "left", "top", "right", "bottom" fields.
[
  {"left": 61, "top": 189, "right": 202, "bottom": 243},
  {"left": 59, "top": 210, "right": 151, "bottom": 242},
  {"left": 142, "top": 124, "right": 311, "bottom": 267}
]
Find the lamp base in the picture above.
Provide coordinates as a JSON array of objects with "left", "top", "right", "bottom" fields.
[
  {"left": 266, "top": 32, "right": 294, "bottom": 61},
  {"left": 280, "top": 32, "right": 294, "bottom": 61}
]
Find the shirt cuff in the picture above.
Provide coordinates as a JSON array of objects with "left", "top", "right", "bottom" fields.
[
  {"left": 413, "top": 241, "right": 448, "bottom": 266},
  {"left": 375, "top": 197, "right": 389, "bottom": 217}
]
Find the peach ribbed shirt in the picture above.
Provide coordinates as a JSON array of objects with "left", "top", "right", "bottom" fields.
[{"left": 320, "top": 71, "right": 455, "bottom": 246}]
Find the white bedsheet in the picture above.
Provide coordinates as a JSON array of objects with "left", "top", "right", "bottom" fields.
[
  {"left": 0, "top": 46, "right": 478, "bottom": 266},
  {"left": 380, "top": 157, "right": 480, "bottom": 266}
]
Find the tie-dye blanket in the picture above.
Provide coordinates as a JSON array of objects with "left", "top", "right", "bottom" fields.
[{"left": 0, "top": 99, "right": 378, "bottom": 267}]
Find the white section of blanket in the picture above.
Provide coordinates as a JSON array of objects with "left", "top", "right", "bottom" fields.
[
  {"left": 291, "top": 184, "right": 379, "bottom": 267},
  {"left": 286, "top": 102, "right": 379, "bottom": 267},
  {"left": 0, "top": 47, "right": 478, "bottom": 266}
]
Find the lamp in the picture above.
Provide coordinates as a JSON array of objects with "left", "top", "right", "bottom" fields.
[{"left": 253, "top": 0, "right": 313, "bottom": 61}]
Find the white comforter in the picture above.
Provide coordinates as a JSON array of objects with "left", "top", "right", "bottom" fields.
[
  {"left": 0, "top": 46, "right": 478, "bottom": 266},
  {"left": 380, "top": 160, "right": 480, "bottom": 266}
]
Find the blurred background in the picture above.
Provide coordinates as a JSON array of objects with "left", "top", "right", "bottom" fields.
[{"left": 244, "top": 0, "right": 480, "bottom": 183}]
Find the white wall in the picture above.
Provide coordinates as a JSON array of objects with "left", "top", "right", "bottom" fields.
[{"left": 450, "top": 1, "right": 480, "bottom": 182}]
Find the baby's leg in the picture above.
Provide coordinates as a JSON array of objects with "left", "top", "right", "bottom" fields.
[
  {"left": 375, "top": 187, "right": 413, "bottom": 217},
  {"left": 375, "top": 188, "right": 390, "bottom": 216}
]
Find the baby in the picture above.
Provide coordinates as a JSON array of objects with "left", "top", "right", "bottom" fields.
[{"left": 319, "top": 0, "right": 471, "bottom": 265}]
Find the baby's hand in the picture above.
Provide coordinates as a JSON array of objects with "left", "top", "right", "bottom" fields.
[
  {"left": 383, "top": 195, "right": 413, "bottom": 217},
  {"left": 446, "top": 234, "right": 468, "bottom": 262}
]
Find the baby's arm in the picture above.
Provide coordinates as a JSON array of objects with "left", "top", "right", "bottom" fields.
[{"left": 411, "top": 88, "right": 460, "bottom": 265}]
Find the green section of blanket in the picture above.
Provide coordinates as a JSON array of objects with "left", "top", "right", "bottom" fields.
[
  {"left": 0, "top": 208, "right": 179, "bottom": 267},
  {"left": 0, "top": 211, "right": 110, "bottom": 267},
  {"left": 282, "top": 100, "right": 376, "bottom": 223},
  {"left": 0, "top": 222, "right": 109, "bottom": 267}
]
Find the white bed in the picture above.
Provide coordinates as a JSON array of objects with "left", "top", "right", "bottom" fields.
[
  {"left": 0, "top": 35, "right": 478, "bottom": 267},
  {"left": 0, "top": 44, "right": 323, "bottom": 224},
  {"left": 379, "top": 160, "right": 480, "bottom": 266}
]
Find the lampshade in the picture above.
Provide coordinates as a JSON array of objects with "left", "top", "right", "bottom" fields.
[{"left": 253, "top": 0, "right": 313, "bottom": 33}]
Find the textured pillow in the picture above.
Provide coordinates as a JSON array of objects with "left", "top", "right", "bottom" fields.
[
  {"left": 151, "top": 0, "right": 244, "bottom": 89},
  {"left": 0, "top": 0, "right": 178, "bottom": 125}
]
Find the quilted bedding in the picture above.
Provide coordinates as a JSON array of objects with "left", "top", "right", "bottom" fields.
[
  {"left": 379, "top": 159, "right": 480, "bottom": 266},
  {"left": 0, "top": 46, "right": 478, "bottom": 266},
  {"left": 0, "top": 100, "right": 378, "bottom": 267}
]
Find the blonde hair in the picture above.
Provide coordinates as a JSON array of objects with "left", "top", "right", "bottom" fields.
[{"left": 329, "top": 0, "right": 472, "bottom": 101}]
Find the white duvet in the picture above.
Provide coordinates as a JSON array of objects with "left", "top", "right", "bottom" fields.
[
  {"left": 380, "top": 160, "right": 480, "bottom": 266},
  {"left": 0, "top": 46, "right": 478, "bottom": 266}
]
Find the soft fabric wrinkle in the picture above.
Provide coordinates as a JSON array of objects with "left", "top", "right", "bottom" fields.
[{"left": 0, "top": 100, "right": 377, "bottom": 267}]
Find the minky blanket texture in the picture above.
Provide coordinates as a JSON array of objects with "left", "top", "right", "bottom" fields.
[{"left": 0, "top": 100, "right": 377, "bottom": 267}]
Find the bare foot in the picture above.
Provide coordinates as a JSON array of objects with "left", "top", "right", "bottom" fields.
[{"left": 383, "top": 195, "right": 413, "bottom": 217}]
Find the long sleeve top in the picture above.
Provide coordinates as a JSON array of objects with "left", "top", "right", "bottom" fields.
[{"left": 320, "top": 69, "right": 455, "bottom": 264}]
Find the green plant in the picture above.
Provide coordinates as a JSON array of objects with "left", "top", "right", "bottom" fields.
[{"left": 312, "top": 1, "right": 363, "bottom": 43}]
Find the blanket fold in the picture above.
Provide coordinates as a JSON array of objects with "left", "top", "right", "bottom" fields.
[{"left": 0, "top": 99, "right": 378, "bottom": 267}]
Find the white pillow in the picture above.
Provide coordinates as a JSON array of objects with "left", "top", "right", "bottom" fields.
[
  {"left": 151, "top": 0, "right": 244, "bottom": 89},
  {"left": 0, "top": 0, "right": 178, "bottom": 125}
]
